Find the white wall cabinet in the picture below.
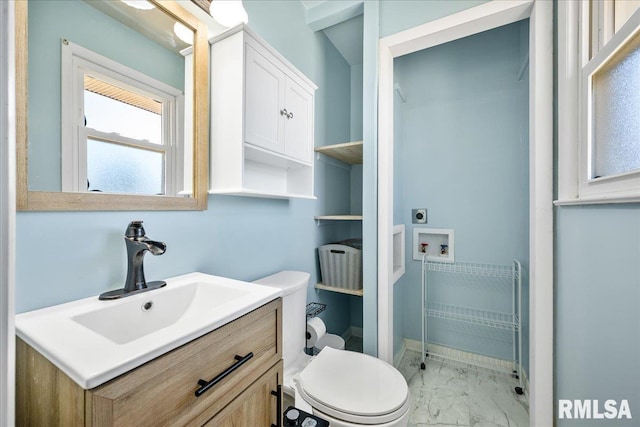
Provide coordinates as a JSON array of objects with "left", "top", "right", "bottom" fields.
[
  {"left": 210, "top": 26, "right": 317, "bottom": 199},
  {"left": 282, "top": 78, "right": 313, "bottom": 161}
]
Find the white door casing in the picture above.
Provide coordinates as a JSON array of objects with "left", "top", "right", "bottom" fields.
[{"left": 377, "top": 1, "right": 553, "bottom": 425}]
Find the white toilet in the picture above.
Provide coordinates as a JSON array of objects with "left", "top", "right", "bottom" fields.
[
  {"left": 314, "top": 333, "right": 345, "bottom": 354},
  {"left": 254, "top": 271, "right": 410, "bottom": 427}
]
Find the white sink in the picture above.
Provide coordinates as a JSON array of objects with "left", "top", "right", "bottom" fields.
[{"left": 16, "top": 272, "right": 282, "bottom": 389}]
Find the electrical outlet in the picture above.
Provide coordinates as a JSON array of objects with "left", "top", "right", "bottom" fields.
[{"left": 412, "top": 208, "right": 427, "bottom": 224}]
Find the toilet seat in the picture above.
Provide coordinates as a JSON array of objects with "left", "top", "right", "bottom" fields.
[{"left": 297, "top": 347, "right": 410, "bottom": 425}]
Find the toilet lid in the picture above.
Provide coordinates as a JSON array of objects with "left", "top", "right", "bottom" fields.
[{"left": 298, "top": 347, "right": 408, "bottom": 418}]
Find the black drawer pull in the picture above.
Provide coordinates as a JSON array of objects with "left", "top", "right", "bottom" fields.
[
  {"left": 271, "top": 384, "right": 282, "bottom": 427},
  {"left": 330, "top": 249, "right": 346, "bottom": 254},
  {"left": 195, "top": 352, "right": 254, "bottom": 397}
]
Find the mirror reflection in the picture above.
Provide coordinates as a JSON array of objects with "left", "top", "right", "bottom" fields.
[{"left": 28, "top": 0, "right": 195, "bottom": 196}]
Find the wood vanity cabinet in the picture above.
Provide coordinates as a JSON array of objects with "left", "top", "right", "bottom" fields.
[{"left": 16, "top": 299, "right": 283, "bottom": 426}]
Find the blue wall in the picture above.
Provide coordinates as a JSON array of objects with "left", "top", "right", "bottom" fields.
[
  {"left": 379, "top": 0, "right": 488, "bottom": 38},
  {"left": 17, "top": 1, "right": 355, "bottom": 336},
  {"left": 555, "top": 204, "right": 640, "bottom": 426},
  {"left": 28, "top": 0, "right": 186, "bottom": 192},
  {"left": 393, "top": 85, "right": 406, "bottom": 357},
  {"left": 393, "top": 21, "right": 529, "bottom": 368}
]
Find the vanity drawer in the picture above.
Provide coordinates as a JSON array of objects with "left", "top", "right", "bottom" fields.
[
  {"left": 88, "top": 298, "right": 282, "bottom": 426},
  {"left": 205, "top": 360, "right": 283, "bottom": 427}
]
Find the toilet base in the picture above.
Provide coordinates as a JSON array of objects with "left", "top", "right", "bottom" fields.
[{"left": 310, "top": 405, "right": 410, "bottom": 427}]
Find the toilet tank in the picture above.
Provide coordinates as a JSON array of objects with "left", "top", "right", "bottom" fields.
[{"left": 253, "top": 271, "right": 309, "bottom": 368}]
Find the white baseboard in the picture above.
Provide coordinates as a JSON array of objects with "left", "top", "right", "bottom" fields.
[
  {"left": 393, "top": 340, "right": 407, "bottom": 367},
  {"left": 341, "top": 326, "right": 363, "bottom": 341},
  {"left": 403, "top": 339, "right": 522, "bottom": 376}
]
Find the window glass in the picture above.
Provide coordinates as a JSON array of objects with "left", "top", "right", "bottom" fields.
[
  {"left": 87, "top": 139, "right": 164, "bottom": 194},
  {"left": 84, "top": 76, "right": 162, "bottom": 145},
  {"left": 592, "top": 31, "right": 640, "bottom": 178}
]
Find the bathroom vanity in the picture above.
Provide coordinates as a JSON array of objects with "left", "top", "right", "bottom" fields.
[{"left": 16, "top": 274, "right": 284, "bottom": 426}]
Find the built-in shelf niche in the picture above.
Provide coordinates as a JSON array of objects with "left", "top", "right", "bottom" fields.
[{"left": 413, "top": 227, "right": 454, "bottom": 263}]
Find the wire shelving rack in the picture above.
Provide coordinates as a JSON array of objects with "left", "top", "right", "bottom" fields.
[{"left": 421, "top": 257, "right": 524, "bottom": 395}]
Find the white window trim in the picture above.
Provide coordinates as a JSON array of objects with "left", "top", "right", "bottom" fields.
[
  {"left": 557, "top": 1, "right": 640, "bottom": 205},
  {"left": 61, "top": 40, "right": 183, "bottom": 195}
]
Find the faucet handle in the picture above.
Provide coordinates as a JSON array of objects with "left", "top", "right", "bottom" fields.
[{"left": 125, "top": 221, "right": 146, "bottom": 239}]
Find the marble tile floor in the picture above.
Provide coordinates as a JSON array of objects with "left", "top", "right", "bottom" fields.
[{"left": 397, "top": 349, "right": 529, "bottom": 427}]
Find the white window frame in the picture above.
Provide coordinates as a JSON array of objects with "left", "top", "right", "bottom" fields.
[
  {"left": 61, "top": 40, "right": 184, "bottom": 195},
  {"left": 558, "top": 0, "right": 640, "bottom": 204}
]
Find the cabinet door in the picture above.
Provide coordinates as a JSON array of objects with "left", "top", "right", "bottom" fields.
[
  {"left": 245, "top": 45, "right": 285, "bottom": 154},
  {"left": 206, "top": 361, "right": 283, "bottom": 427},
  {"left": 283, "top": 77, "right": 313, "bottom": 163}
]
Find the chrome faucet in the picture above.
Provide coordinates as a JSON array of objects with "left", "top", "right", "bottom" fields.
[{"left": 99, "top": 221, "right": 167, "bottom": 300}]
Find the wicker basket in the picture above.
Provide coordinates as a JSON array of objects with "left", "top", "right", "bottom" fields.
[{"left": 318, "top": 239, "right": 362, "bottom": 291}]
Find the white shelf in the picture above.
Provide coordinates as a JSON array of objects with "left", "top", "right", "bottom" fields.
[
  {"left": 314, "top": 215, "right": 363, "bottom": 225},
  {"left": 314, "top": 283, "right": 363, "bottom": 297},
  {"left": 245, "top": 143, "right": 312, "bottom": 168},
  {"left": 209, "top": 189, "right": 316, "bottom": 200},
  {"left": 424, "top": 260, "right": 517, "bottom": 279},
  {"left": 426, "top": 303, "right": 519, "bottom": 331},
  {"left": 314, "top": 215, "right": 362, "bottom": 220}
]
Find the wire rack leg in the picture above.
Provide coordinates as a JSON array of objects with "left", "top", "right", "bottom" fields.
[
  {"left": 421, "top": 254, "right": 426, "bottom": 370},
  {"left": 514, "top": 260, "right": 524, "bottom": 395}
]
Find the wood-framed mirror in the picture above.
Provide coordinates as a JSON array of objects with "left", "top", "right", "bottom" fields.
[{"left": 16, "top": 0, "right": 209, "bottom": 211}]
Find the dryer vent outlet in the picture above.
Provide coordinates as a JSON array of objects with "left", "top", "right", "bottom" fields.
[{"left": 412, "top": 208, "right": 427, "bottom": 224}]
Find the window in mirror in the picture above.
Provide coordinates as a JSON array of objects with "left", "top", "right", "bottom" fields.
[
  {"left": 61, "top": 40, "right": 183, "bottom": 195},
  {"left": 87, "top": 138, "right": 165, "bottom": 194},
  {"left": 84, "top": 76, "right": 162, "bottom": 144}
]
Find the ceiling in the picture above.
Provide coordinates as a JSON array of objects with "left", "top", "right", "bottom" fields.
[
  {"left": 300, "top": 0, "right": 329, "bottom": 9},
  {"left": 300, "top": 0, "right": 363, "bottom": 66}
]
